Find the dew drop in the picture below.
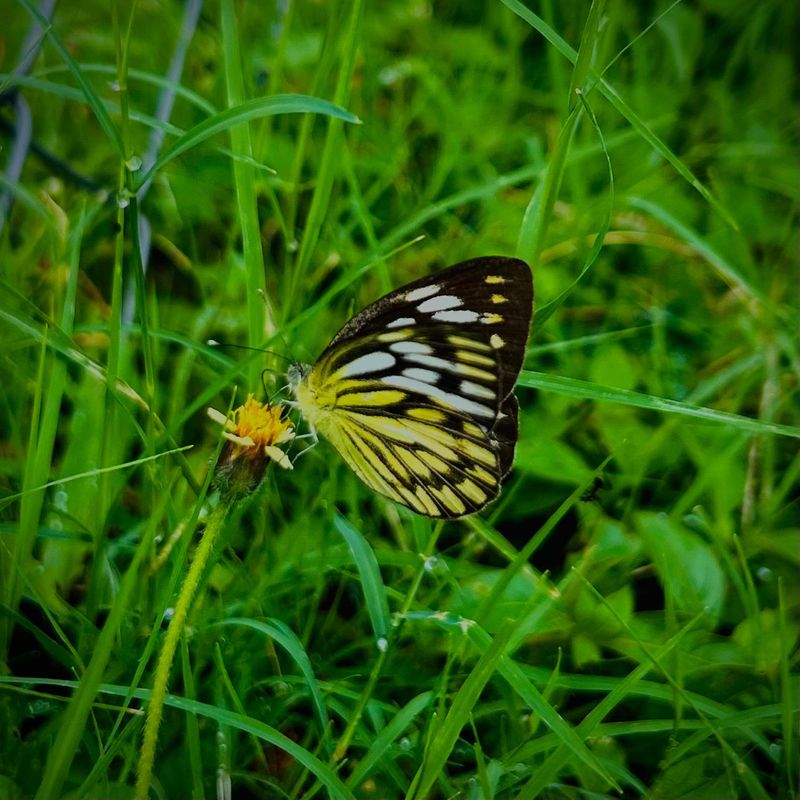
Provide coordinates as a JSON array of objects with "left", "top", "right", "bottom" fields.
[
  {"left": 54, "top": 487, "right": 68, "bottom": 511},
  {"left": 423, "top": 555, "right": 438, "bottom": 572}
]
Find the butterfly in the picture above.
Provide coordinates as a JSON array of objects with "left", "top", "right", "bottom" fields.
[{"left": 287, "top": 256, "right": 533, "bottom": 518}]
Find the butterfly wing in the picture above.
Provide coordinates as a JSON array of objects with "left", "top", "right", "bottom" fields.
[{"left": 295, "top": 256, "right": 533, "bottom": 518}]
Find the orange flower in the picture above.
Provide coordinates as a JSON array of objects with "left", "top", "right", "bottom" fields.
[{"left": 208, "top": 395, "right": 294, "bottom": 500}]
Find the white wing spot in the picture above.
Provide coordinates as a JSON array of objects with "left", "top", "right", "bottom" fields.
[
  {"left": 387, "top": 317, "right": 416, "bottom": 328},
  {"left": 408, "top": 353, "right": 496, "bottom": 381},
  {"left": 405, "top": 284, "right": 440, "bottom": 302},
  {"left": 337, "top": 351, "right": 396, "bottom": 377},
  {"left": 417, "top": 294, "right": 462, "bottom": 313},
  {"left": 390, "top": 341, "right": 434, "bottom": 355},
  {"left": 432, "top": 310, "right": 480, "bottom": 323},
  {"left": 382, "top": 375, "right": 494, "bottom": 418},
  {"left": 405, "top": 353, "right": 451, "bottom": 370},
  {"left": 403, "top": 367, "right": 439, "bottom": 384},
  {"left": 490, "top": 334, "right": 505, "bottom": 349},
  {"left": 460, "top": 380, "right": 495, "bottom": 400}
]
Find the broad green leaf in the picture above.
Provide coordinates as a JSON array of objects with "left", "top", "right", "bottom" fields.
[{"left": 637, "top": 512, "right": 726, "bottom": 621}]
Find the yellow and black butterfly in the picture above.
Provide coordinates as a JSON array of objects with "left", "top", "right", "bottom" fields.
[{"left": 288, "top": 256, "right": 533, "bottom": 518}]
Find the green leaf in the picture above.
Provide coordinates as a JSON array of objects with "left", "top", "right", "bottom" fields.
[
  {"left": 732, "top": 609, "right": 799, "bottom": 677},
  {"left": 334, "top": 513, "right": 391, "bottom": 641},
  {"left": 637, "top": 513, "right": 726, "bottom": 620}
]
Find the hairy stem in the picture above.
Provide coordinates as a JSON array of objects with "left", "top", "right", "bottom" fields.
[{"left": 135, "top": 499, "right": 231, "bottom": 800}]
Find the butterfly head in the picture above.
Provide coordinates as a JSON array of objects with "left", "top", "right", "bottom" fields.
[
  {"left": 287, "top": 361, "right": 332, "bottom": 430},
  {"left": 286, "top": 361, "right": 313, "bottom": 409},
  {"left": 287, "top": 361, "right": 312, "bottom": 391}
]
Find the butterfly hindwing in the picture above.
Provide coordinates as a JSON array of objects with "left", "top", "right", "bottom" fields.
[{"left": 291, "top": 256, "right": 533, "bottom": 518}]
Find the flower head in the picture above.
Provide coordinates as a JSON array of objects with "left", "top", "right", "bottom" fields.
[{"left": 208, "top": 395, "right": 294, "bottom": 501}]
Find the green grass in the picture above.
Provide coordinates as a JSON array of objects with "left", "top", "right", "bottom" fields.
[{"left": 1, "top": 1, "right": 798, "bottom": 798}]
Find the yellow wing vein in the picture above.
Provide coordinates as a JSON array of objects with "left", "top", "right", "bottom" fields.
[
  {"left": 341, "top": 418, "right": 448, "bottom": 516},
  {"left": 341, "top": 412, "right": 498, "bottom": 516}
]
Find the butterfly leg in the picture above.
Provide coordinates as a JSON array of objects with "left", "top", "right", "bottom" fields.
[{"left": 290, "top": 424, "right": 319, "bottom": 465}]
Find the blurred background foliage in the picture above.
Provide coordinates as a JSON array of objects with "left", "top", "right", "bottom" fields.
[{"left": 0, "top": 0, "right": 797, "bottom": 798}]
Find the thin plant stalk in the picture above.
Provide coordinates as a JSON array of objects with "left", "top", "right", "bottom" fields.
[{"left": 135, "top": 498, "right": 232, "bottom": 800}]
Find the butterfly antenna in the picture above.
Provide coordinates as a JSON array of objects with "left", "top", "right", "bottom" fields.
[
  {"left": 207, "top": 339, "right": 292, "bottom": 362},
  {"left": 208, "top": 340, "right": 294, "bottom": 399}
]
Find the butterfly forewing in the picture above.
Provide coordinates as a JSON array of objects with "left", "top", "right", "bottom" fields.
[{"left": 293, "top": 257, "right": 533, "bottom": 518}]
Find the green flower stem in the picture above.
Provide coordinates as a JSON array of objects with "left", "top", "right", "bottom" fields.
[{"left": 135, "top": 498, "right": 232, "bottom": 800}]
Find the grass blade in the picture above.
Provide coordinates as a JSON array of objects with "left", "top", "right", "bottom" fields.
[
  {"left": 287, "top": 0, "right": 364, "bottom": 314},
  {"left": 213, "top": 617, "right": 332, "bottom": 755},
  {"left": 334, "top": 513, "right": 391, "bottom": 642},
  {"left": 221, "top": 0, "right": 269, "bottom": 389},
  {"left": 134, "top": 94, "right": 360, "bottom": 190},
  {"left": 499, "top": 0, "right": 737, "bottom": 228},
  {"left": 412, "top": 621, "right": 517, "bottom": 799},
  {"left": 346, "top": 692, "right": 432, "bottom": 789},
  {"left": 4, "top": 676, "right": 356, "bottom": 800},
  {"left": 16, "top": 0, "right": 124, "bottom": 155},
  {"left": 518, "top": 371, "right": 800, "bottom": 439}
]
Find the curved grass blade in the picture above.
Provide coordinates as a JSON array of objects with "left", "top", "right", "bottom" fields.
[
  {"left": 518, "top": 371, "right": 800, "bottom": 439},
  {"left": 213, "top": 617, "right": 332, "bottom": 755},
  {"left": 334, "top": 513, "right": 391, "bottom": 642},
  {"left": 16, "top": 0, "right": 124, "bottom": 156},
  {"left": 499, "top": 0, "right": 737, "bottom": 229},
  {"left": 345, "top": 692, "right": 432, "bottom": 789},
  {"left": 627, "top": 196, "right": 764, "bottom": 305},
  {"left": 404, "top": 611, "right": 620, "bottom": 793},
  {"left": 568, "top": 0, "right": 607, "bottom": 106},
  {"left": 517, "top": 105, "right": 580, "bottom": 267},
  {"left": 0, "top": 676, "right": 355, "bottom": 800},
  {"left": 412, "top": 621, "right": 517, "bottom": 799},
  {"left": 533, "top": 89, "right": 614, "bottom": 331},
  {"left": 135, "top": 94, "right": 361, "bottom": 189}
]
